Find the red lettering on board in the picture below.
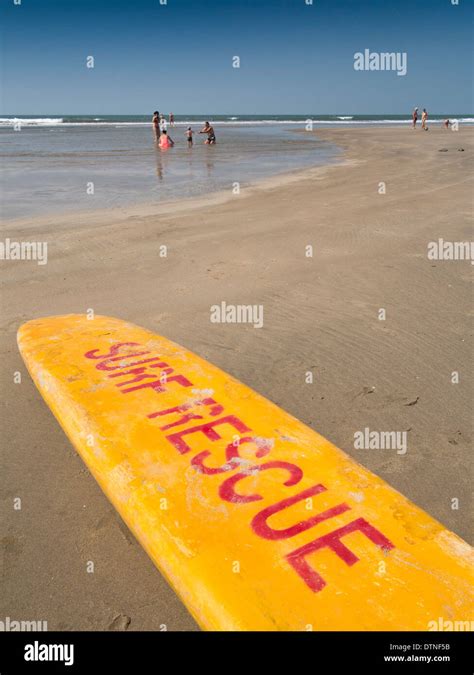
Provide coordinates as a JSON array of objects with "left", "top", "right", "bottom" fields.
[
  {"left": 115, "top": 366, "right": 173, "bottom": 388},
  {"left": 82, "top": 339, "right": 396, "bottom": 595},
  {"left": 84, "top": 342, "right": 142, "bottom": 360},
  {"left": 191, "top": 436, "right": 272, "bottom": 475},
  {"left": 108, "top": 363, "right": 168, "bottom": 380},
  {"left": 147, "top": 398, "right": 224, "bottom": 431},
  {"left": 96, "top": 352, "right": 160, "bottom": 377},
  {"left": 286, "top": 517, "right": 395, "bottom": 592},
  {"left": 251, "top": 484, "right": 350, "bottom": 540},
  {"left": 166, "top": 416, "right": 251, "bottom": 455},
  {"left": 95, "top": 353, "right": 151, "bottom": 371},
  {"left": 120, "top": 373, "right": 193, "bottom": 394},
  {"left": 226, "top": 437, "right": 272, "bottom": 462},
  {"left": 219, "top": 461, "right": 304, "bottom": 504},
  {"left": 107, "top": 356, "right": 169, "bottom": 371}
]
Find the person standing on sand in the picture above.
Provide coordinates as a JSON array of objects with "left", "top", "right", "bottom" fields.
[
  {"left": 422, "top": 108, "right": 428, "bottom": 130},
  {"left": 199, "top": 121, "right": 216, "bottom": 144},
  {"left": 186, "top": 127, "right": 193, "bottom": 146},
  {"left": 169, "top": 112, "right": 174, "bottom": 127},
  {"left": 412, "top": 107, "right": 418, "bottom": 128},
  {"left": 152, "top": 111, "right": 160, "bottom": 142}
]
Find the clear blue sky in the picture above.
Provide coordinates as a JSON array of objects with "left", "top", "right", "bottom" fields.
[{"left": 1, "top": 0, "right": 472, "bottom": 115}]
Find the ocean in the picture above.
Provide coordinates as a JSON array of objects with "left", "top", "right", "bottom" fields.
[
  {"left": 1, "top": 114, "right": 472, "bottom": 220},
  {"left": 2, "top": 114, "right": 473, "bottom": 127}
]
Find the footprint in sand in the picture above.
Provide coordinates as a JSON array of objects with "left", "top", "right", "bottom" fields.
[{"left": 108, "top": 614, "right": 131, "bottom": 631}]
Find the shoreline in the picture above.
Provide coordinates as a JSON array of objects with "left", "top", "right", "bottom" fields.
[
  {"left": 2, "top": 124, "right": 472, "bottom": 230},
  {"left": 1, "top": 161, "right": 347, "bottom": 231},
  {"left": 1, "top": 126, "right": 472, "bottom": 631},
  {"left": 2, "top": 136, "right": 347, "bottom": 231}
]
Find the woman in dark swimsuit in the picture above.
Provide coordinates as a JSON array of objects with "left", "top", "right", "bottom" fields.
[{"left": 152, "top": 111, "right": 160, "bottom": 142}]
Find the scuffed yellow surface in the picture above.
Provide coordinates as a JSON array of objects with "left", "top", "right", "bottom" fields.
[{"left": 17, "top": 315, "right": 473, "bottom": 631}]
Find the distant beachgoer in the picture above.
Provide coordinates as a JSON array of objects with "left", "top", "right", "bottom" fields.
[
  {"left": 159, "top": 115, "right": 168, "bottom": 133},
  {"left": 444, "top": 119, "right": 451, "bottom": 129},
  {"left": 158, "top": 130, "right": 174, "bottom": 149},
  {"left": 412, "top": 107, "right": 418, "bottom": 128},
  {"left": 169, "top": 112, "right": 175, "bottom": 126},
  {"left": 152, "top": 111, "right": 160, "bottom": 141},
  {"left": 422, "top": 108, "right": 428, "bottom": 130},
  {"left": 199, "top": 121, "right": 216, "bottom": 144},
  {"left": 186, "top": 127, "right": 193, "bottom": 146}
]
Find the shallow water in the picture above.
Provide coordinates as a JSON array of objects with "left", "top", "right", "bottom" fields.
[{"left": 0, "top": 124, "right": 341, "bottom": 220}]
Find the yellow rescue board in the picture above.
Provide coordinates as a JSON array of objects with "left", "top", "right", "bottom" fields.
[{"left": 18, "top": 315, "right": 473, "bottom": 631}]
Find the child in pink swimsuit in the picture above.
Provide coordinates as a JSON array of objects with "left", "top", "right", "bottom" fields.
[{"left": 159, "top": 130, "right": 174, "bottom": 149}]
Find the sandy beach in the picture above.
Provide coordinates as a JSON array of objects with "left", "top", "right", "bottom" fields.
[{"left": 1, "top": 126, "right": 472, "bottom": 631}]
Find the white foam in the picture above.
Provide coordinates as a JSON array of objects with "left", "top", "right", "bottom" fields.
[
  {"left": 1, "top": 117, "right": 472, "bottom": 128},
  {"left": 0, "top": 117, "right": 64, "bottom": 126}
]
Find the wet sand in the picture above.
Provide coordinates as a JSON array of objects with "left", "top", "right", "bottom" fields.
[{"left": 1, "top": 126, "right": 472, "bottom": 630}]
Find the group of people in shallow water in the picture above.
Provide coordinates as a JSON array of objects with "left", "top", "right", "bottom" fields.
[{"left": 152, "top": 111, "right": 216, "bottom": 149}]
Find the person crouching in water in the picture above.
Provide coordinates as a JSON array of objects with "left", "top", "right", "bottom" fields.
[
  {"left": 159, "top": 130, "right": 174, "bottom": 149},
  {"left": 199, "top": 121, "right": 216, "bottom": 144},
  {"left": 186, "top": 127, "right": 194, "bottom": 146}
]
